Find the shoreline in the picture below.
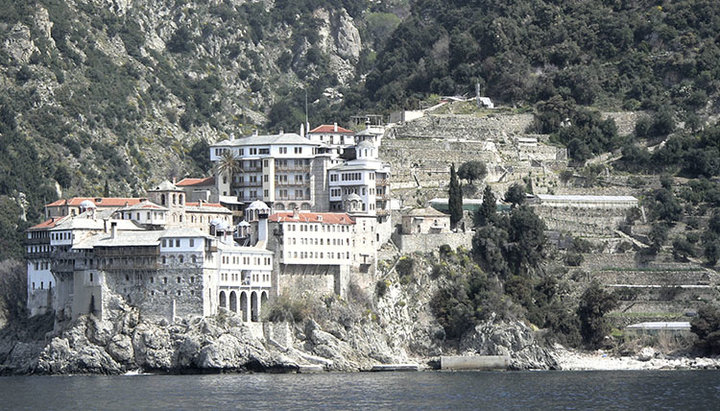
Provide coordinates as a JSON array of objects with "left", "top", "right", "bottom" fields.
[{"left": 553, "top": 346, "right": 720, "bottom": 371}]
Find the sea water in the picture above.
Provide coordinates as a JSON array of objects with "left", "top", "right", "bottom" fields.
[{"left": 1, "top": 370, "right": 719, "bottom": 410}]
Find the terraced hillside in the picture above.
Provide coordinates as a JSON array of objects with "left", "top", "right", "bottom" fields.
[{"left": 580, "top": 254, "right": 720, "bottom": 327}]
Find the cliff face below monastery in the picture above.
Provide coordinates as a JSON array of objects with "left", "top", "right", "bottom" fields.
[{"left": 0, "top": 251, "right": 559, "bottom": 374}]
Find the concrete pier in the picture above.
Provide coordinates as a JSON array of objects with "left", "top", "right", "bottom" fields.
[{"left": 440, "top": 355, "right": 509, "bottom": 371}]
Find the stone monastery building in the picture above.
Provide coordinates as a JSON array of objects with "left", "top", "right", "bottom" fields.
[{"left": 26, "top": 124, "right": 392, "bottom": 324}]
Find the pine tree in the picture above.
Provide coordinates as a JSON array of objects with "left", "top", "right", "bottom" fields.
[{"left": 449, "top": 163, "right": 463, "bottom": 228}]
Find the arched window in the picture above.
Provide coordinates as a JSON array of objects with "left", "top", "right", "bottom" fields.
[
  {"left": 179, "top": 194, "right": 184, "bottom": 204},
  {"left": 160, "top": 194, "right": 166, "bottom": 206},
  {"left": 172, "top": 194, "right": 176, "bottom": 205}
]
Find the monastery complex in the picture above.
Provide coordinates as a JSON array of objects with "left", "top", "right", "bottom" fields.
[
  {"left": 25, "top": 123, "right": 392, "bottom": 324},
  {"left": 24, "top": 118, "right": 640, "bottom": 327}
]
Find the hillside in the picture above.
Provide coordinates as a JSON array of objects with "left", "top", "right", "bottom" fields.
[{"left": 0, "top": 0, "right": 410, "bottom": 259}]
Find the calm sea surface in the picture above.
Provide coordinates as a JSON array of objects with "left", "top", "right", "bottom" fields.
[{"left": 1, "top": 370, "right": 719, "bottom": 410}]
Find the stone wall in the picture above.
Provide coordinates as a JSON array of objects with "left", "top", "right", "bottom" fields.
[
  {"left": 27, "top": 289, "right": 52, "bottom": 317},
  {"left": 99, "top": 266, "right": 206, "bottom": 322},
  {"left": 533, "top": 207, "right": 626, "bottom": 236},
  {"left": 389, "top": 113, "right": 535, "bottom": 140},
  {"left": 276, "top": 264, "right": 339, "bottom": 297},
  {"left": 392, "top": 231, "right": 474, "bottom": 254}
]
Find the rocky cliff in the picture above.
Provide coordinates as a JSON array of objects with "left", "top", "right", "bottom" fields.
[{"left": 0, "top": 250, "right": 561, "bottom": 375}]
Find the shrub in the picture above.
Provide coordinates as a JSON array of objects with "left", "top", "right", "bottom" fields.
[
  {"left": 263, "top": 294, "right": 310, "bottom": 323},
  {"left": 691, "top": 304, "right": 720, "bottom": 354},
  {"left": 396, "top": 257, "right": 415, "bottom": 278},
  {"left": 565, "top": 252, "right": 584, "bottom": 266},
  {"left": 375, "top": 280, "right": 388, "bottom": 298}
]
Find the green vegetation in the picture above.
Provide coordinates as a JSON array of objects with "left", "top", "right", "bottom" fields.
[
  {"left": 577, "top": 282, "right": 617, "bottom": 348},
  {"left": 691, "top": 304, "right": 720, "bottom": 354},
  {"left": 457, "top": 160, "right": 487, "bottom": 185},
  {"left": 448, "top": 163, "right": 463, "bottom": 228}
]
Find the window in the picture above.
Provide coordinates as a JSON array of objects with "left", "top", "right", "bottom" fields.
[
  {"left": 279, "top": 147, "right": 287, "bottom": 154},
  {"left": 189, "top": 239, "right": 195, "bottom": 247},
  {"left": 330, "top": 174, "right": 338, "bottom": 182},
  {"left": 163, "top": 277, "right": 168, "bottom": 284},
  {"left": 176, "top": 239, "right": 180, "bottom": 247},
  {"left": 179, "top": 255, "right": 184, "bottom": 263},
  {"left": 177, "top": 276, "right": 181, "bottom": 283},
  {"left": 294, "top": 147, "right": 302, "bottom": 154}
]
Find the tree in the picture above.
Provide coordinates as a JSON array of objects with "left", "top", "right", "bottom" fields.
[
  {"left": 691, "top": 305, "right": 720, "bottom": 354},
  {"left": 648, "top": 222, "right": 669, "bottom": 253},
  {"left": 577, "top": 282, "right": 617, "bottom": 347},
  {"left": 475, "top": 185, "right": 496, "bottom": 226},
  {"left": 704, "top": 240, "right": 720, "bottom": 265},
  {"left": 214, "top": 151, "right": 241, "bottom": 184},
  {"left": 457, "top": 161, "right": 487, "bottom": 185},
  {"left": 0, "top": 259, "right": 27, "bottom": 325},
  {"left": 449, "top": 163, "right": 463, "bottom": 228},
  {"left": 504, "top": 183, "right": 525, "bottom": 208}
]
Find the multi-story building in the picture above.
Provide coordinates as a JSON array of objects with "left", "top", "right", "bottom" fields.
[
  {"left": 306, "top": 123, "right": 355, "bottom": 156},
  {"left": 26, "top": 186, "right": 271, "bottom": 323},
  {"left": 328, "top": 141, "right": 391, "bottom": 217},
  {"left": 210, "top": 132, "right": 343, "bottom": 212}
]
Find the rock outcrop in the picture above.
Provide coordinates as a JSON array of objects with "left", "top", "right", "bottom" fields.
[{"left": 459, "top": 316, "right": 560, "bottom": 370}]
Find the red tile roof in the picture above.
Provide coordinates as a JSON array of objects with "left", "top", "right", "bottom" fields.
[
  {"left": 308, "top": 124, "right": 354, "bottom": 134},
  {"left": 29, "top": 218, "right": 61, "bottom": 230},
  {"left": 176, "top": 177, "right": 215, "bottom": 187},
  {"left": 269, "top": 212, "right": 355, "bottom": 225},
  {"left": 45, "top": 197, "right": 143, "bottom": 207}
]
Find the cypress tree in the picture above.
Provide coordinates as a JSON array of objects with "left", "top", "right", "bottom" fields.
[
  {"left": 449, "top": 163, "right": 463, "bottom": 228},
  {"left": 476, "top": 185, "right": 496, "bottom": 226}
]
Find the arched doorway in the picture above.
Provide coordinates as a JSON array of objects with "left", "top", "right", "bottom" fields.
[
  {"left": 251, "top": 291, "right": 258, "bottom": 322},
  {"left": 240, "top": 291, "right": 248, "bottom": 322},
  {"left": 219, "top": 291, "right": 226, "bottom": 308},
  {"left": 229, "top": 291, "right": 237, "bottom": 313}
]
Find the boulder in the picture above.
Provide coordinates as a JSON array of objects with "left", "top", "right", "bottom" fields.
[
  {"left": 460, "top": 316, "right": 559, "bottom": 370},
  {"left": 107, "top": 334, "right": 134, "bottom": 365},
  {"left": 132, "top": 323, "right": 173, "bottom": 370},
  {"left": 637, "top": 347, "right": 655, "bottom": 362}
]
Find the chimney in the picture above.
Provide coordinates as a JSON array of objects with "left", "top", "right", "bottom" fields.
[
  {"left": 333, "top": 122, "right": 338, "bottom": 132},
  {"left": 258, "top": 212, "right": 269, "bottom": 243},
  {"left": 300, "top": 123, "right": 305, "bottom": 138},
  {"left": 103, "top": 219, "right": 108, "bottom": 233},
  {"left": 293, "top": 207, "right": 299, "bottom": 219},
  {"left": 253, "top": 129, "right": 259, "bottom": 136},
  {"left": 279, "top": 128, "right": 284, "bottom": 135},
  {"left": 110, "top": 222, "right": 117, "bottom": 239},
  {"left": 230, "top": 132, "right": 235, "bottom": 141},
  {"left": 173, "top": 177, "right": 176, "bottom": 185}
]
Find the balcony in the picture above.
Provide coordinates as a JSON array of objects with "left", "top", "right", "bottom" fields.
[
  {"left": 377, "top": 194, "right": 390, "bottom": 200},
  {"left": 239, "top": 165, "right": 262, "bottom": 172},
  {"left": 233, "top": 180, "right": 262, "bottom": 187},
  {"left": 377, "top": 179, "right": 389, "bottom": 186},
  {"left": 275, "top": 196, "right": 307, "bottom": 201},
  {"left": 276, "top": 165, "right": 311, "bottom": 172},
  {"left": 275, "top": 180, "right": 308, "bottom": 187},
  {"left": 377, "top": 209, "right": 390, "bottom": 216}
]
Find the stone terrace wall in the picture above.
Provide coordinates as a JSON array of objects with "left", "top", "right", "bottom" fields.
[
  {"left": 389, "top": 113, "right": 535, "bottom": 140},
  {"left": 392, "top": 231, "right": 474, "bottom": 254}
]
